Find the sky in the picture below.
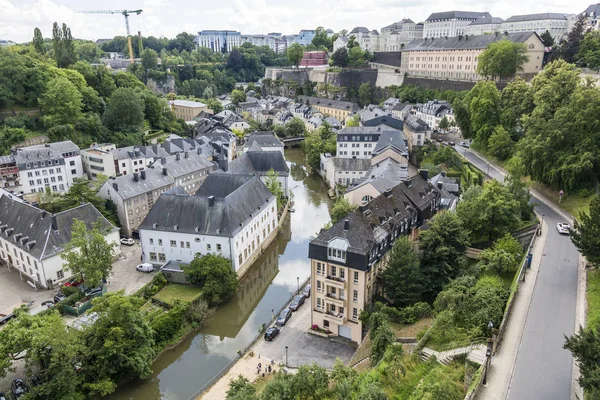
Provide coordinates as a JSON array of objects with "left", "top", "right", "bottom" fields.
[{"left": 0, "top": 0, "right": 592, "bottom": 43}]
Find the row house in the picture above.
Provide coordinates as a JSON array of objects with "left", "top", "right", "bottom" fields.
[
  {"left": 297, "top": 96, "right": 360, "bottom": 122},
  {"left": 0, "top": 155, "right": 19, "bottom": 193},
  {"left": 404, "top": 115, "right": 432, "bottom": 151}
]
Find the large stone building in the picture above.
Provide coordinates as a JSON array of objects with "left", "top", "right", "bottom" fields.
[
  {"left": 170, "top": 100, "right": 211, "bottom": 121},
  {"left": 380, "top": 19, "right": 424, "bottom": 51},
  {"left": 400, "top": 31, "right": 545, "bottom": 81},
  {"left": 500, "top": 13, "right": 570, "bottom": 41},
  {"left": 423, "top": 11, "right": 492, "bottom": 38},
  {"left": 196, "top": 30, "right": 242, "bottom": 52},
  {"left": 465, "top": 17, "right": 504, "bottom": 35},
  {"left": 297, "top": 96, "right": 360, "bottom": 121}
]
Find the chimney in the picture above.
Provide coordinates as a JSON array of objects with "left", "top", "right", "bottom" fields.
[
  {"left": 343, "top": 219, "right": 349, "bottom": 230},
  {"left": 441, "top": 171, "right": 446, "bottom": 177},
  {"left": 133, "top": 172, "right": 139, "bottom": 182},
  {"left": 419, "top": 169, "right": 428, "bottom": 181},
  {"left": 113, "top": 183, "right": 119, "bottom": 191},
  {"left": 465, "top": 35, "right": 469, "bottom": 40},
  {"left": 140, "top": 170, "right": 146, "bottom": 180},
  {"left": 437, "top": 182, "right": 443, "bottom": 189},
  {"left": 40, "top": 210, "right": 47, "bottom": 219},
  {"left": 197, "top": 148, "right": 201, "bottom": 155},
  {"left": 384, "top": 187, "right": 393, "bottom": 197},
  {"left": 185, "top": 151, "right": 189, "bottom": 159},
  {"left": 51, "top": 215, "right": 58, "bottom": 231},
  {"left": 208, "top": 195, "right": 215, "bottom": 207},
  {"left": 176, "top": 153, "right": 181, "bottom": 161},
  {"left": 371, "top": 175, "right": 375, "bottom": 179},
  {"left": 161, "top": 158, "right": 167, "bottom": 165},
  {"left": 404, "top": 178, "right": 412, "bottom": 187},
  {"left": 162, "top": 167, "right": 168, "bottom": 176}
]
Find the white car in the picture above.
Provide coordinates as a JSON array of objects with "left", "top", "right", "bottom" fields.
[
  {"left": 556, "top": 223, "right": 571, "bottom": 235},
  {"left": 120, "top": 238, "right": 135, "bottom": 246},
  {"left": 136, "top": 263, "right": 154, "bottom": 273}
]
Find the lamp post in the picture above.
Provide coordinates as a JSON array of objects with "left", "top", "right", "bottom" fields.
[
  {"left": 297, "top": 277, "right": 300, "bottom": 295},
  {"left": 285, "top": 345, "right": 288, "bottom": 367},
  {"left": 487, "top": 163, "right": 491, "bottom": 176},
  {"left": 483, "top": 321, "right": 494, "bottom": 384}
]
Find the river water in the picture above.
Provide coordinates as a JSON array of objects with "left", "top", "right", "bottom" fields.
[{"left": 110, "top": 148, "right": 332, "bottom": 400}]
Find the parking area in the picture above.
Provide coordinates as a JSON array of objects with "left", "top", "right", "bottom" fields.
[
  {"left": 255, "top": 296, "right": 356, "bottom": 369},
  {"left": 107, "top": 243, "right": 154, "bottom": 295},
  {"left": 0, "top": 265, "right": 56, "bottom": 312}
]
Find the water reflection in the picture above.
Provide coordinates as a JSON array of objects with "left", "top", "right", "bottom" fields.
[{"left": 109, "top": 148, "right": 331, "bottom": 400}]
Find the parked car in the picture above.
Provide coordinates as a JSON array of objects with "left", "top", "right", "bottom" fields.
[
  {"left": 276, "top": 308, "right": 292, "bottom": 326},
  {"left": 29, "top": 376, "right": 42, "bottom": 387},
  {"left": 53, "top": 293, "right": 66, "bottom": 303},
  {"left": 11, "top": 379, "right": 28, "bottom": 398},
  {"left": 120, "top": 238, "right": 135, "bottom": 246},
  {"left": 0, "top": 391, "right": 7, "bottom": 400},
  {"left": 136, "top": 263, "right": 154, "bottom": 273},
  {"left": 40, "top": 300, "right": 55, "bottom": 308},
  {"left": 64, "top": 276, "right": 84, "bottom": 287},
  {"left": 557, "top": 223, "right": 571, "bottom": 235},
  {"left": 264, "top": 326, "right": 280, "bottom": 341},
  {"left": 448, "top": 141, "right": 456, "bottom": 146},
  {"left": 302, "top": 284, "right": 311, "bottom": 298},
  {"left": 82, "top": 285, "right": 103, "bottom": 297},
  {"left": 289, "top": 294, "right": 305, "bottom": 311}
]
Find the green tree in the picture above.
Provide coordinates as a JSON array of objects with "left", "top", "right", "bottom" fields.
[
  {"left": 265, "top": 168, "right": 284, "bottom": 209},
  {"left": 330, "top": 197, "right": 356, "bottom": 224},
  {"left": 61, "top": 219, "right": 116, "bottom": 288},
  {"left": 452, "top": 99, "right": 472, "bottom": 139},
  {"left": 182, "top": 253, "right": 238, "bottom": 306},
  {"left": 487, "top": 125, "right": 514, "bottom": 160},
  {"left": 347, "top": 36, "right": 359, "bottom": 49},
  {"left": 358, "top": 82, "right": 373, "bottom": 107},
  {"left": 76, "top": 42, "right": 103, "bottom": 63},
  {"left": 261, "top": 371, "right": 296, "bottom": 400},
  {"left": 205, "top": 98, "right": 223, "bottom": 114},
  {"left": 370, "top": 318, "right": 394, "bottom": 366},
  {"left": 438, "top": 115, "right": 449, "bottom": 130},
  {"left": 419, "top": 212, "right": 470, "bottom": 301},
  {"left": 353, "top": 381, "right": 387, "bottom": 400},
  {"left": 571, "top": 195, "right": 600, "bottom": 266},
  {"left": 348, "top": 46, "right": 367, "bottom": 67},
  {"left": 231, "top": 89, "right": 247, "bottom": 105},
  {"left": 83, "top": 292, "right": 155, "bottom": 396},
  {"left": 311, "top": 27, "right": 333, "bottom": 51},
  {"left": 540, "top": 30, "right": 555, "bottom": 47},
  {"left": 464, "top": 80, "right": 501, "bottom": 146},
  {"left": 292, "top": 364, "right": 329, "bottom": 399},
  {"left": 33, "top": 27, "right": 46, "bottom": 55},
  {"left": 284, "top": 117, "right": 305, "bottom": 138},
  {"left": 141, "top": 48, "right": 159, "bottom": 71},
  {"left": 287, "top": 43, "right": 304, "bottom": 67},
  {"left": 39, "top": 76, "right": 83, "bottom": 128},
  {"left": 346, "top": 114, "right": 360, "bottom": 127},
  {"left": 476, "top": 39, "right": 528, "bottom": 80},
  {"left": 564, "top": 324, "right": 600, "bottom": 398},
  {"left": 226, "top": 375, "right": 258, "bottom": 400},
  {"left": 555, "top": 13, "right": 587, "bottom": 63},
  {"left": 500, "top": 77, "right": 534, "bottom": 138},
  {"left": 379, "top": 238, "right": 422, "bottom": 306},
  {"left": 102, "top": 87, "right": 145, "bottom": 132},
  {"left": 480, "top": 234, "right": 523, "bottom": 274},
  {"left": 52, "top": 22, "right": 76, "bottom": 68},
  {"left": 303, "top": 121, "right": 336, "bottom": 170},
  {"left": 578, "top": 31, "right": 600, "bottom": 71},
  {"left": 331, "top": 47, "right": 349, "bottom": 67}
]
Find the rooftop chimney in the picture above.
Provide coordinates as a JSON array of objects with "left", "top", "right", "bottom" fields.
[
  {"left": 40, "top": 210, "right": 47, "bottom": 219},
  {"left": 161, "top": 158, "right": 167, "bottom": 165},
  {"left": 113, "top": 183, "right": 119, "bottom": 191},
  {"left": 343, "top": 219, "right": 349, "bottom": 230},
  {"left": 208, "top": 195, "right": 215, "bottom": 207},
  {"left": 404, "top": 178, "right": 412, "bottom": 188},
  {"left": 441, "top": 171, "right": 446, "bottom": 177},
  {"left": 51, "top": 215, "right": 58, "bottom": 231},
  {"left": 140, "top": 170, "right": 146, "bottom": 180},
  {"left": 437, "top": 182, "right": 443, "bottom": 189},
  {"left": 419, "top": 169, "right": 429, "bottom": 181},
  {"left": 185, "top": 151, "right": 189, "bottom": 159},
  {"left": 133, "top": 172, "right": 139, "bottom": 182},
  {"left": 162, "top": 167, "right": 168, "bottom": 176},
  {"left": 176, "top": 153, "right": 181, "bottom": 161}
]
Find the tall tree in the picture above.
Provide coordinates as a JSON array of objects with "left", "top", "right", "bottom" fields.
[
  {"left": 52, "top": 22, "right": 76, "bottom": 68},
  {"left": 330, "top": 197, "right": 356, "bottom": 224},
  {"left": 303, "top": 121, "right": 336, "bottom": 170},
  {"left": 358, "top": 82, "right": 374, "bottom": 107},
  {"left": 141, "top": 48, "right": 159, "bottom": 71},
  {"left": 265, "top": 168, "right": 284, "bottom": 209},
  {"left": 291, "top": 364, "right": 329, "bottom": 399},
  {"left": 480, "top": 234, "right": 523, "bottom": 274},
  {"left": 540, "top": 30, "right": 555, "bottom": 47},
  {"left": 287, "top": 43, "right": 304, "bottom": 67},
  {"left": 32, "top": 27, "right": 46, "bottom": 55},
  {"left": 61, "top": 219, "right": 116, "bottom": 288},
  {"left": 284, "top": 117, "right": 305, "bottom": 138},
  {"left": 226, "top": 376, "right": 258, "bottom": 400},
  {"left": 379, "top": 238, "right": 422, "bottom": 306},
  {"left": 331, "top": 47, "right": 349, "bottom": 67},
  {"left": 477, "top": 39, "right": 528, "bottom": 80},
  {"left": 464, "top": 80, "right": 501, "bottom": 146},
  {"left": 564, "top": 324, "right": 600, "bottom": 398},
  {"left": 487, "top": 125, "right": 514, "bottom": 160},
  {"left": 182, "top": 254, "right": 238, "bottom": 306},
  {"left": 571, "top": 195, "right": 600, "bottom": 266},
  {"left": 102, "top": 87, "right": 145, "bottom": 133},
  {"left": 577, "top": 31, "right": 600, "bottom": 71},
  {"left": 555, "top": 13, "right": 587, "bottom": 63},
  {"left": 38, "top": 76, "right": 83, "bottom": 128},
  {"left": 230, "top": 89, "right": 246, "bottom": 105},
  {"left": 311, "top": 27, "right": 333, "bottom": 51},
  {"left": 500, "top": 77, "right": 534, "bottom": 138}
]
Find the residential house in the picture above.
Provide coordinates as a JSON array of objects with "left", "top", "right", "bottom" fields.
[
  {"left": 355, "top": 107, "right": 404, "bottom": 130},
  {"left": 391, "top": 103, "right": 414, "bottom": 120},
  {"left": 242, "top": 132, "right": 285, "bottom": 156},
  {"left": 171, "top": 100, "right": 211, "bottom": 121},
  {"left": 333, "top": 36, "right": 348, "bottom": 52},
  {"left": 0, "top": 156, "right": 19, "bottom": 193},
  {"left": 139, "top": 173, "right": 278, "bottom": 276},
  {"left": 403, "top": 115, "right": 431, "bottom": 151},
  {"left": 465, "top": 17, "right": 504, "bottom": 35},
  {"left": 306, "top": 115, "right": 342, "bottom": 132},
  {"left": 213, "top": 110, "right": 251, "bottom": 131},
  {"left": 150, "top": 151, "right": 216, "bottom": 195},
  {"left": 369, "top": 129, "right": 409, "bottom": 166},
  {"left": 192, "top": 120, "right": 238, "bottom": 162},
  {"left": 348, "top": 27, "right": 380, "bottom": 51},
  {"left": 415, "top": 100, "right": 454, "bottom": 129},
  {"left": 501, "top": 13, "right": 570, "bottom": 41},
  {"left": 319, "top": 155, "right": 371, "bottom": 190},
  {"left": 226, "top": 144, "right": 290, "bottom": 195},
  {"left": 429, "top": 171, "right": 460, "bottom": 211},
  {"left": 336, "top": 126, "right": 401, "bottom": 159},
  {"left": 400, "top": 31, "right": 545, "bottom": 81},
  {"left": 344, "top": 158, "right": 409, "bottom": 206},
  {"left": 423, "top": 11, "right": 492, "bottom": 38},
  {"left": 111, "top": 147, "right": 155, "bottom": 176},
  {"left": 0, "top": 197, "right": 120, "bottom": 289},
  {"left": 298, "top": 96, "right": 360, "bottom": 121},
  {"left": 81, "top": 144, "right": 117, "bottom": 180}
]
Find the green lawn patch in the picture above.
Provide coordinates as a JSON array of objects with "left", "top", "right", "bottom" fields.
[
  {"left": 482, "top": 268, "right": 515, "bottom": 289},
  {"left": 528, "top": 181, "right": 593, "bottom": 218},
  {"left": 153, "top": 284, "right": 203, "bottom": 306},
  {"left": 587, "top": 269, "right": 600, "bottom": 329}
]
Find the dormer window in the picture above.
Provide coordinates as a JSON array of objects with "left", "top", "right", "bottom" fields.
[{"left": 327, "top": 238, "right": 348, "bottom": 263}]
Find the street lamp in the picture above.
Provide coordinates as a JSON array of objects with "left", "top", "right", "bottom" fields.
[
  {"left": 488, "top": 320, "right": 494, "bottom": 336},
  {"left": 297, "top": 277, "right": 300, "bottom": 295},
  {"left": 285, "top": 345, "right": 288, "bottom": 367},
  {"left": 487, "top": 163, "right": 491, "bottom": 176}
]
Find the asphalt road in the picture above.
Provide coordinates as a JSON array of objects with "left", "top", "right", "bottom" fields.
[{"left": 457, "top": 146, "right": 579, "bottom": 400}]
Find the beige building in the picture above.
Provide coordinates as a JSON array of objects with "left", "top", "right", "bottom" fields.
[
  {"left": 297, "top": 96, "right": 360, "bottom": 121},
  {"left": 404, "top": 116, "right": 431, "bottom": 151},
  {"left": 171, "top": 100, "right": 211, "bottom": 121},
  {"left": 401, "top": 31, "right": 545, "bottom": 81},
  {"left": 81, "top": 143, "right": 117, "bottom": 180}
]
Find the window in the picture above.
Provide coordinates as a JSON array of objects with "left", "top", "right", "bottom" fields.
[
  {"left": 340, "top": 269, "right": 345, "bottom": 280},
  {"left": 150, "top": 252, "right": 157, "bottom": 261},
  {"left": 317, "top": 297, "right": 322, "bottom": 309},
  {"left": 317, "top": 280, "right": 322, "bottom": 292},
  {"left": 158, "top": 239, "right": 163, "bottom": 246},
  {"left": 186, "top": 242, "right": 190, "bottom": 249},
  {"left": 57, "top": 270, "right": 64, "bottom": 279},
  {"left": 323, "top": 320, "right": 329, "bottom": 328},
  {"left": 354, "top": 271, "right": 359, "bottom": 284},
  {"left": 217, "top": 244, "right": 222, "bottom": 252},
  {"left": 331, "top": 265, "right": 336, "bottom": 276},
  {"left": 353, "top": 290, "right": 358, "bottom": 302},
  {"left": 149, "top": 238, "right": 154, "bottom": 245},
  {"left": 316, "top": 262, "right": 322, "bottom": 275},
  {"left": 207, "top": 244, "right": 212, "bottom": 251},
  {"left": 158, "top": 253, "right": 166, "bottom": 262}
]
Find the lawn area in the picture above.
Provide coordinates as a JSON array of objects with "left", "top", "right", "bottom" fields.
[
  {"left": 482, "top": 268, "right": 516, "bottom": 289},
  {"left": 153, "top": 284, "right": 203, "bottom": 306},
  {"left": 587, "top": 269, "right": 600, "bottom": 329},
  {"left": 529, "top": 181, "right": 593, "bottom": 218}
]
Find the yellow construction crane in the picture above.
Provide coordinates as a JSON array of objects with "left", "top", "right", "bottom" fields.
[{"left": 79, "top": 9, "right": 143, "bottom": 63}]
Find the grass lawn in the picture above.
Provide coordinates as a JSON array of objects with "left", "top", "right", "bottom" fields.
[
  {"left": 529, "top": 181, "right": 593, "bottom": 218},
  {"left": 587, "top": 269, "right": 600, "bottom": 329},
  {"left": 153, "top": 284, "right": 203, "bottom": 306},
  {"left": 482, "top": 268, "right": 516, "bottom": 289}
]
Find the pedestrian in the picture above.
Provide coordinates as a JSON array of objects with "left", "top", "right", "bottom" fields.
[
  {"left": 257, "top": 364, "right": 260, "bottom": 374},
  {"left": 268, "top": 365, "right": 272, "bottom": 373}
]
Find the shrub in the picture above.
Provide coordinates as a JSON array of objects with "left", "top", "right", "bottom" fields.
[
  {"left": 136, "top": 272, "right": 167, "bottom": 299},
  {"left": 61, "top": 285, "right": 80, "bottom": 297},
  {"left": 150, "top": 303, "right": 186, "bottom": 345}
]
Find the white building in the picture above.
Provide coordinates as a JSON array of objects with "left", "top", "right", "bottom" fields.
[
  {"left": 111, "top": 147, "right": 155, "bottom": 177},
  {"left": 423, "top": 11, "right": 492, "bottom": 38},
  {"left": 348, "top": 27, "right": 380, "bottom": 51},
  {"left": 241, "top": 132, "right": 285, "bottom": 156},
  {"left": 415, "top": 100, "right": 455, "bottom": 129},
  {"left": 139, "top": 174, "right": 278, "bottom": 276},
  {"left": 0, "top": 196, "right": 120, "bottom": 290},
  {"left": 465, "top": 17, "right": 504, "bottom": 35},
  {"left": 501, "top": 13, "right": 570, "bottom": 41},
  {"left": 380, "top": 19, "right": 424, "bottom": 51},
  {"left": 196, "top": 30, "right": 242, "bottom": 52},
  {"left": 336, "top": 126, "right": 401, "bottom": 159},
  {"left": 13, "top": 141, "right": 83, "bottom": 195},
  {"left": 81, "top": 144, "right": 117, "bottom": 180}
]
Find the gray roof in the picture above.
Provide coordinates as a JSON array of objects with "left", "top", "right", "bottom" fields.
[
  {"left": 0, "top": 155, "right": 15, "bottom": 165},
  {"left": 244, "top": 132, "right": 284, "bottom": 149},
  {"left": 405, "top": 115, "right": 430, "bottom": 132},
  {"left": 227, "top": 150, "right": 289, "bottom": 176},
  {"left": 350, "top": 27, "right": 371, "bottom": 34},
  {"left": 504, "top": 13, "right": 567, "bottom": 22},
  {"left": 403, "top": 31, "right": 538, "bottom": 52},
  {"left": 331, "top": 157, "right": 371, "bottom": 171},
  {"left": 373, "top": 130, "right": 408, "bottom": 155},
  {"left": 0, "top": 197, "right": 115, "bottom": 260},
  {"left": 469, "top": 17, "right": 504, "bottom": 25},
  {"left": 152, "top": 152, "right": 216, "bottom": 179},
  {"left": 298, "top": 96, "right": 360, "bottom": 113},
  {"left": 105, "top": 167, "right": 174, "bottom": 200},
  {"left": 429, "top": 172, "right": 460, "bottom": 194},
  {"left": 585, "top": 4, "right": 600, "bottom": 16},
  {"left": 426, "top": 11, "right": 492, "bottom": 21},
  {"left": 139, "top": 174, "right": 274, "bottom": 238},
  {"left": 12, "top": 146, "right": 64, "bottom": 169},
  {"left": 347, "top": 158, "right": 408, "bottom": 195},
  {"left": 173, "top": 99, "right": 206, "bottom": 108},
  {"left": 418, "top": 100, "right": 452, "bottom": 117}
]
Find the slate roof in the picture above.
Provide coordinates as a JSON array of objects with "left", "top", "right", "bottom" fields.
[
  {"left": 403, "top": 31, "right": 538, "bottom": 51},
  {"left": 338, "top": 126, "right": 400, "bottom": 135},
  {"left": 13, "top": 146, "right": 64, "bottom": 169},
  {"left": 227, "top": 150, "right": 289, "bottom": 176},
  {"left": 152, "top": 152, "right": 216, "bottom": 179},
  {"left": 244, "top": 132, "right": 284, "bottom": 149},
  {"left": 0, "top": 197, "right": 115, "bottom": 260},
  {"left": 139, "top": 174, "right": 274, "bottom": 238},
  {"left": 584, "top": 4, "right": 600, "bottom": 15},
  {"left": 404, "top": 115, "right": 430, "bottom": 132},
  {"left": 396, "top": 174, "right": 439, "bottom": 213},
  {"left": 350, "top": 27, "right": 371, "bottom": 34},
  {"left": 173, "top": 99, "right": 206, "bottom": 108},
  {"left": 429, "top": 172, "right": 460, "bottom": 194},
  {"left": 373, "top": 130, "right": 408, "bottom": 155},
  {"left": 426, "top": 11, "right": 492, "bottom": 21},
  {"left": 331, "top": 158, "right": 371, "bottom": 171},
  {"left": 298, "top": 96, "right": 360, "bottom": 112},
  {"left": 469, "top": 17, "right": 504, "bottom": 25},
  {"left": 504, "top": 13, "right": 567, "bottom": 22},
  {"left": 418, "top": 100, "right": 452, "bottom": 117},
  {"left": 347, "top": 158, "right": 409, "bottom": 195},
  {"left": 104, "top": 167, "right": 174, "bottom": 200}
]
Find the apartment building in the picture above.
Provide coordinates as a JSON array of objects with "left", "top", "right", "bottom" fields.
[
  {"left": 336, "top": 126, "right": 401, "bottom": 159},
  {"left": 415, "top": 100, "right": 455, "bottom": 129},
  {"left": 403, "top": 116, "right": 431, "bottom": 151},
  {"left": 344, "top": 158, "right": 409, "bottom": 206},
  {"left": 501, "top": 13, "right": 570, "bottom": 41},
  {"left": 139, "top": 174, "right": 278, "bottom": 277},
  {"left": 423, "top": 11, "right": 492, "bottom": 38},
  {"left": 170, "top": 100, "right": 211, "bottom": 121},
  {"left": 319, "top": 155, "right": 371, "bottom": 190},
  {"left": 309, "top": 175, "right": 440, "bottom": 343},
  {"left": 196, "top": 30, "right": 242, "bottom": 52},
  {"left": 0, "top": 156, "right": 19, "bottom": 193},
  {"left": 151, "top": 151, "right": 216, "bottom": 195},
  {"left": 380, "top": 19, "right": 424, "bottom": 51},
  {"left": 0, "top": 196, "right": 119, "bottom": 289},
  {"left": 81, "top": 143, "right": 117, "bottom": 180},
  {"left": 348, "top": 27, "right": 380, "bottom": 52},
  {"left": 400, "top": 31, "right": 545, "bottom": 81},
  {"left": 465, "top": 17, "right": 504, "bottom": 35},
  {"left": 297, "top": 96, "right": 360, "bottom": 123}
]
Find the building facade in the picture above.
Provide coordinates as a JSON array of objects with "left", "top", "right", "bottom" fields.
[
  {"left": 404, "top": 116, "right": 431, "bottom": 151},
  {"left": 81, "top": 143, "right": 117, "bottom": 180},
  {"left": 501, "top": 13, "right": 570, "bottom": 41},
  {"left": 348, "top": 27, "right": 380, "bottom": 51},
  {"left": 297, "top": 96, "right": 360, "bottom": 122},
  {"left": 423, "top": 11, "right": 492, "bottom": 38},
  {"left": 336, "top": 126, "right": 400, "bottom": 159},
  {"left": 465, "top": 17, "right": 504, "bottom": 35},
  {"left": 171, "top": 100, "right": 210, "bottom": 121},
  {"left": 380, "top": 19, "right": 424, "bottom": 51},
  {"left": 196, "top": 30, "right": 242, "bottom": 52},
  {"left": 415, "top": 100, "right": 455, "bottom": 129},
  {"left": 0, "top": 156, "right": 19, "bottom": 193}
]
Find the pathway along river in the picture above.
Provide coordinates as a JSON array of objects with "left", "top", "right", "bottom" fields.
[{"left": 110, "top": 148, "right": 332, "bottom": 400}]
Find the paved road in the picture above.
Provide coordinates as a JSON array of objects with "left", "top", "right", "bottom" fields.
[{"left": 458, "top": 146, "right": 579, "bottom": 400}]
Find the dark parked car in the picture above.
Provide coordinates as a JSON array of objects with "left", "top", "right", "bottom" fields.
[
  {"left": 264, "top": 326, "right": 280, "bottom": 341},
  {"left": 302, "top": 284, "right": 311, "bottom": 298},
  {"left": 53, "top": 293, "right": 66, "bottom": 304},
  {"left": 0, "top": 391, "right": 7, "bottom": 400},
  {"left": 289, "top": 294, "right": 305, "bottom": 311},
  {"left": 29, "top": 376, "right": 42, "bottom": 387},
  {"left": 82, "top": 285, "right": 103, "bottom": 297},
  {"left": 276, "top": 308, "right": 292, "bottom": 326},
  {"left": 40, "top": 300, "right": 55, "bottom": 308},
  {"left": 11, "top": 379, "right": 29, "bottom": 398}
]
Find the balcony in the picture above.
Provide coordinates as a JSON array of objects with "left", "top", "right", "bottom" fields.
[
  {"left": 325, "top": 275, "right": 346, "bottom": 289},
  {"left": 324, "top": 292, "right": 345, "bottom": 305},
  {"left": 324, "top": 310, "right": 346, "bottom": 324}
]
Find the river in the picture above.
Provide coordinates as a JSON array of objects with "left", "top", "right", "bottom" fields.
[{"left": 109, "top": 148, "right": 332, "bottom": 400}]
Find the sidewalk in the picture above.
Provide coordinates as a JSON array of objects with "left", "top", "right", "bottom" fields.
[{"left": 477, "top": 220, "right": 547, "bottom": 399}]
